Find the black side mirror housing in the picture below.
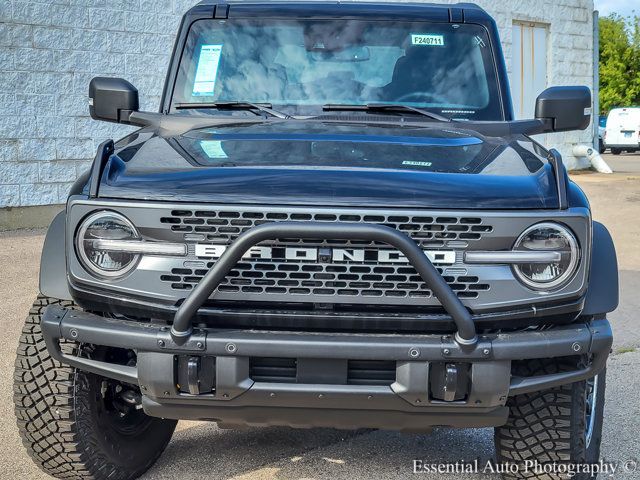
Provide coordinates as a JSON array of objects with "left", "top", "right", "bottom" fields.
[
  {"left": 89, "top": 77, "right": 139, "bottom": 124},
  {"left": 535, "top": 86, "right": 592, "bottom": 133}
]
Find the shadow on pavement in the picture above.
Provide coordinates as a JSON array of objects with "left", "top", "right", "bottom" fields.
[{"left": 147, "top": 424, "right": 499, "bottom": 479}]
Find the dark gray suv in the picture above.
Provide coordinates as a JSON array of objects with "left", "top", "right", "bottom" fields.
[{"left": 15, "top": 2, "right": 617, "bottom": 479}]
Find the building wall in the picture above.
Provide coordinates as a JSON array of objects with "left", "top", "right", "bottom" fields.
[
  {"left": 449, "top": 0, "right": 595, "bottom": 167},
  {"left": 0, "top": 0, "right": 595, "bottom": 208},
  {"left": 0, "top": 0, "right": 193, "bottom": 208}
]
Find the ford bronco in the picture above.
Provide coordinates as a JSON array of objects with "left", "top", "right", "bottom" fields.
[{"left": 14, "top": 2, "right": 618, "bottom": 479}]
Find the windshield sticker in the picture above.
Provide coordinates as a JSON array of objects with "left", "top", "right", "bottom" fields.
[
  {"left": 411, "top": 34, "right": 445, "bottom": 47},
  {"left": 403, "top": 160, "right": 433, "bottom": 167},
  {"left": 193, "top": 44, "right": 223, "bottom": 96},
  {"left": 200, "top": 140, "right": 228, "bottom": 159}
]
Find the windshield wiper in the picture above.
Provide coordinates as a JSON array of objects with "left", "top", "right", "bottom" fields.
[
  {"left": 323, "top": 103, "right": 451, "bottom": 122},
  {"left": 175, "top": 102, "right": 292, "bottom": 119}
]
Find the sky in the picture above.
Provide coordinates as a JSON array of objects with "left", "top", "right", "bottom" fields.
[{"left": 594, "top": 0, "right": 638, "bottom": 18}]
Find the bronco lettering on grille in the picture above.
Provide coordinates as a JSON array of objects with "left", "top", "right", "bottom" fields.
[{"left": 194, "top": 245, "right": 456, "bottom": 265}]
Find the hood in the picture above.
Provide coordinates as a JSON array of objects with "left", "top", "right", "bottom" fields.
[{"left": 97, "top": 121, "right": 559, "bottom": 209}]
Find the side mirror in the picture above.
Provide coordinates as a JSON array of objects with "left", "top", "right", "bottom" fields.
[
  {"left": 89, "top": 77, "right": 139, "bottom": 124},
  {"left": 535, "top": 86, "right": 592, "bottom": 133}
]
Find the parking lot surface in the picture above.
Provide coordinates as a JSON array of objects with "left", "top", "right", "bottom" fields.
[{"left": 1, "top": 153, "right": 638, "bottom": 479}]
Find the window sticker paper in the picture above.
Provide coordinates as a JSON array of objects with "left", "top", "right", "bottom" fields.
[
  {"left": 411, "top": 34, "right": 445, "bottom": 46},
  {"left": 193, "top": 44, "right": 223, "bottom": 96},
  {"left": 200, "top": 140, "right": 228, "bottom": 159},
  {"left": 403, "top": 160, "right": 433, "bottom": 167}
]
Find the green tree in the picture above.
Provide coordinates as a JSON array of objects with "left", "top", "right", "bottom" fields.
[{"left": 599, "top": 14, "right": 640, "bottom": 114}]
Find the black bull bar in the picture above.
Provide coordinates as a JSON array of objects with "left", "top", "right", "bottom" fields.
[{"left": 170, "top": 222, "right": 479, "bottom": 347}]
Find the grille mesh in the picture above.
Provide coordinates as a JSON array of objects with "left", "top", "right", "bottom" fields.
[
  {"left": 158, "top": 208, "right": 493, "bottom": 302},
  {"left": 160, "top": 209, "right": 493, "bottom": 247},
  {"left": 161, "top": 262, "right": 489, "bottom": 299}
]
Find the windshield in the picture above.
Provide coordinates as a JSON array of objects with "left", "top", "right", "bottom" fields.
[{"left": 172, "top": 19, "right": 503, "bottom": 120}]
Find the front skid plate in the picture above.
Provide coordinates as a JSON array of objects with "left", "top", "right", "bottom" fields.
[{"left": 142, "top": 398, "right": 510, "bottom": 430}]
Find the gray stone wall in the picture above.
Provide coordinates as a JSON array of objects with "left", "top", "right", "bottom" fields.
[
  {"left": 459, "top": 0, "right": 595, "bottom": 167},
  {"left": 0, "top": 0, "right": 196, "bottom": 207},
  {"left": 0, "top": 0, "right": 595, "bottom": 208}
]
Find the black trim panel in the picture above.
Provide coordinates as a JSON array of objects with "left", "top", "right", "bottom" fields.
[
  {"left": 39, "top": 212, "right": 72, "bottom": 301},
  {"left": 583, "top": 221, "right": 619, "bottom": 315}
]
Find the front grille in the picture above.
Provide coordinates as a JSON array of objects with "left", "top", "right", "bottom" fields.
[
  {"left": 160, "top": 209, "right": 493, "bottom": 247},
  {"left": 69, "top": 200, "right": 590, "bottom": 314},
  {"left": 162, "top": 263, "right": 489, "bottom": 299},
  {"left": 158, "top": 208, "right": 493, "bottom": 304}
]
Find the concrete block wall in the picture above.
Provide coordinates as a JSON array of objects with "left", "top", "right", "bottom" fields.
[
  {"left": 0, "top": 0, "right": 594, "bottom": 208},
  {"left": 467, "top": 0, "right": 596, "bottom": 169},
  {"left": 0, "top": 0, "right": 197, "bottom": 208}
]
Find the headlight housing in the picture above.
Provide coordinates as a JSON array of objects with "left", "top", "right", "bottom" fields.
[
  {"left": 513, "top": 222, "right": 580, "bottom": 290},
  {"left": 76, "top": 211, "right": 140, "bottom": 278}
]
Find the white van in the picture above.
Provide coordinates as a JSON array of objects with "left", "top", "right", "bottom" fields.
[{"left": 604, "top": 107, "right": 640, "bottom": 154}]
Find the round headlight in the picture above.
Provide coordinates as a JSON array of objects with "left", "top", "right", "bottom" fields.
[
  {"left": 76, "top": 211, "right": 140, "bottom": 278},
  {"left": 513, "top": 222, "right": 579, "bottom": 290}
]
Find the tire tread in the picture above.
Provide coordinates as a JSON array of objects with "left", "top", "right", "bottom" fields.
[
  {"left": 14, "top": 295, "right": 171, "bottom": 480},
  {"left": 494, "top": 358, "right": 589, "bottom": 480}
]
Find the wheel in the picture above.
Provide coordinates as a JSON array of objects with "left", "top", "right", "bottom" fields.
[
  {"left": 494, "top": 358, "right": 606, "bottom": 480},
  {"left": 611, "top": 148, "right": 622, "bottom": 155},
  {"left": 14, "top": 295, "right": 177, "bottom": 480}
]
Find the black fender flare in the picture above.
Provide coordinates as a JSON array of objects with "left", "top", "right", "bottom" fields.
[
  {"left": 582, "top": 221, "right": 619, "bottom": 316},
  {"left": 39, "top": 211, "right": 73, "bottom": 301}
]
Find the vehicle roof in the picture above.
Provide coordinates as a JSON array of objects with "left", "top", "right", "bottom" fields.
[
  {"left": 191, "top": 1, "right": 489, "bottom": 20},
  {"left": 195, "top": 0, "right": 484, "bottom": 8},
  {"left": 608, "top": 107, "right": 640, "bottom": 112}
]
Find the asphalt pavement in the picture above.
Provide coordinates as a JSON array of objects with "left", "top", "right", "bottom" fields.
[
  {"left": 600, "top": 150, "right": 640, "bottom": 175},
  {"left": 1, "top": 153, "right": 639, "bottom": 479}
]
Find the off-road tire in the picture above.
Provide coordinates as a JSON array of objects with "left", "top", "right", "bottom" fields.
[
  {"left": 494, "top": 358, "right": 606, "bottom": 480},
  {"left": 14, "top": 295, "right": 177, "bottom": 480}
]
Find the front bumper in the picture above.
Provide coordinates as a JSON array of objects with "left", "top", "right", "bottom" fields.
[
  {"left": 605, "top": 142, "right": 640, "bottom": 149},
  {"left": 42, "top": 306, "right": 612, "bottom": 431}
]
